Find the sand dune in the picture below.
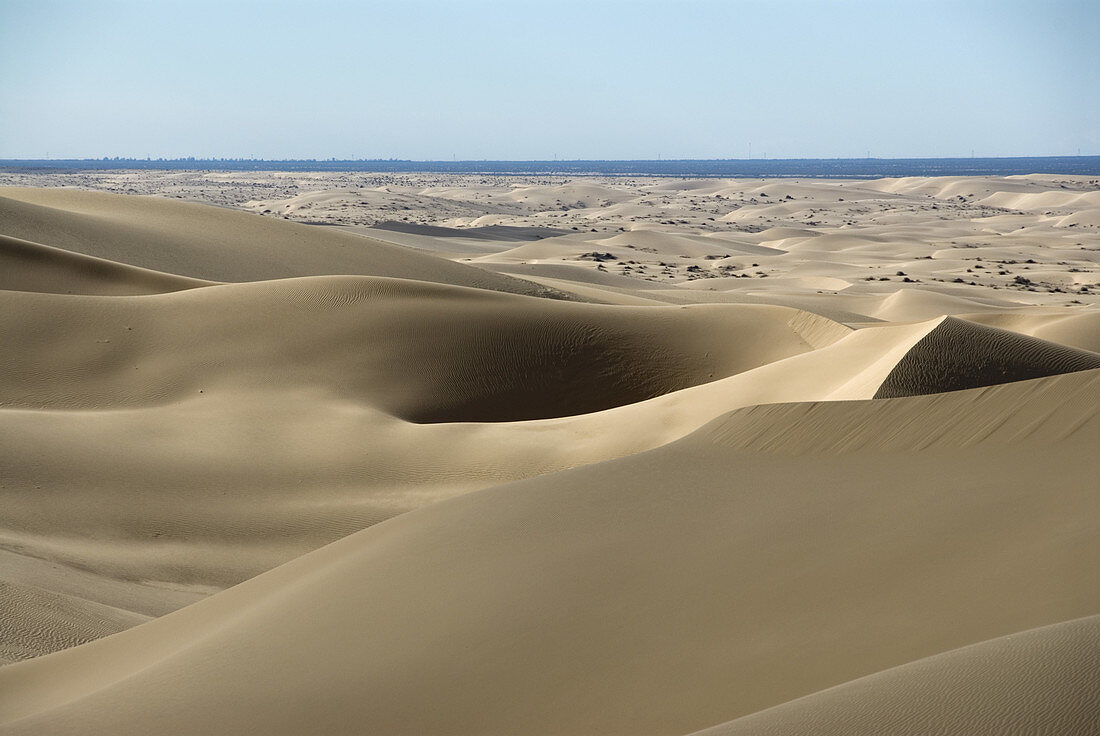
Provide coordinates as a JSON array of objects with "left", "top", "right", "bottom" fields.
[
  {"left": 363, "top": 221, "right": 570, "bottom": 254},
  {"left": 1, "top": 370, "right": 1095, "bottom": 735},
  {"left": 0, "top": 298, "right": 943, "bottom": 659},
  {"left": 596, "top": 229, "right": 785, "bottom": 257},
  {"left": 0, "top": 275, "right": 828, "bottom": 419},
  {"left": 10, "top": 172, "right": 1096, "bottom": 314},
  {"left": 868, "top": 287, "right": 1019, "bottom": 321},
  {"left": 0, "top": 266, "right": 857, "bottom": 657},
  {"left": 0, "top": 188, "right": 555, "bottom": 296},
  {"left": 502, "top": 181, "right": 636, "bottom": 208},
  {"left": 0, "top": 233, "right": 210, "bottom": 295},
  {"left": 688, "top": 615, "right": 1100, "bottom": 736},
  {"left": 1050, "top": 207, "right": 1100, "bottom": 228},
  {"left": 962, "top": 309, "right": 1100, "bottom": 352},
  {"left": 0, "top": 177, "right": 1097, "bottom": 733},
  {"left": 0, "top": 311, "right": 1001, "bottom": 665},
  {"left": 978, "top": 189, "right": 1100, "bottom": 211},
  {"left": 875, "top": 316, "right": 1100, "bottom": 398}
]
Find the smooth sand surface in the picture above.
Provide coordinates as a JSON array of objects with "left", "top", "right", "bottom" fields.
[
  {"left": 688, "top": 615, "right": 1100, "bottom": 736},
  {"left": 0, "top": 173, "right": 1097, "bottom": 733},
  {"left": 0, "top": 233, "right": 211, "bottom": 295},
  {"left": 0, "top": 188, "right": 561, "bottom": 297},
  {"left": 1, "top": 371, "right": 1096, "bottom": 734}
]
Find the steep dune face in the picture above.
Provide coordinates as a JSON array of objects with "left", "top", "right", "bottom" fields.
[
  {"left": 874, "top": 316, "right": 1100, "bottom": 398},
  {"left": 1, "top": 371, "right": 1095, "bottom": 735},
  {"left": 688, "top": 615, "right": 1100, "bottom": 736},
  {"left": 0, "top": 188, "right": 556, "bottom": 296},
  {"left": 0, "top": 276, "right": 827, "bottom": 419},
  {"left": 0, "top": 234, "right": 211, "bottom": 295}
]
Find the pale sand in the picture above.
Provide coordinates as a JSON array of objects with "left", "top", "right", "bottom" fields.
[
  {"left": 687, "top": 615, "right": 1100, "bottom": 736},
  {"left": 0, "top": 175, "right": 1097, "bottom": 734}
]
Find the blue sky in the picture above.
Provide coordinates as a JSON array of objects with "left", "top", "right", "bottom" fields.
[{"left": 1, "top": 0, "right": 1097, "bottom": 159}]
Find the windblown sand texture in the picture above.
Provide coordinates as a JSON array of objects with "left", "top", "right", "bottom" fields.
[{"left": 0, "top": 174, "right": 1098, "bottom": 735}]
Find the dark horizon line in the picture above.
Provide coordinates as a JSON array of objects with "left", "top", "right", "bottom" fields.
[
  {"left": 5, "top": 155, "right": 1099, "bottom": 179},
  {"left": 3, "top": 155, "right": 1099, "bottom": 163}
]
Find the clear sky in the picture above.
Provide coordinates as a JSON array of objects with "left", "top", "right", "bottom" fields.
[{"left": 1, "top": 0, "right": 1097, "bottom": 160}]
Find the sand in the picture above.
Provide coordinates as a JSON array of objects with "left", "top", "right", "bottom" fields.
[{"left": 0, "top": 173, "right": 1097, "bottom": 734}]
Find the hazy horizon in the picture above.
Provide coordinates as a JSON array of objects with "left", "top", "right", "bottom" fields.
[
  {"left": 2, "top": 0, "right": 1098, "bottom": 160},
  {"left": 5, "top": 154, "right": 1100, "bottom": 162}
]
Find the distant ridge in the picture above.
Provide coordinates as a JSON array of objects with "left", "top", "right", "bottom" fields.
[{"left": 3, "top": 156, "right": 1100, "bottom": 178}]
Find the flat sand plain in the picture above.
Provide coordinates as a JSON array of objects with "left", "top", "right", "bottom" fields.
[{"left": 0, "top": 172, "right": 1097, "bottom": 734}]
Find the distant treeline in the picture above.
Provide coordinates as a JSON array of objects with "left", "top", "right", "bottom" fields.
[{"left": 3, "top": 157, "right": 1100, "bottom": 178}]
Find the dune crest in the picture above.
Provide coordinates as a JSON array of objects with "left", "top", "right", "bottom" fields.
[{"left": 874, "top": 316, "right": 1100, "bottom": 398}]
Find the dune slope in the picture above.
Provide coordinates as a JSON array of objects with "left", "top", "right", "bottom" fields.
[
  {"left": 689, "top": 615, "right": 1100, "bottom": 736},
  {"left": 0, "top": 234, "right": 211, "bottom": 295},
  {"left": 875, "top": 316, "right": 1100, "bottom": 398},
  {"left": 1, "top": 370, "right": 1095, "bottom": 735},
  {"left": 0, "top": 273, "right": 860, "bottom": 658},
  {"left": 0, "top": 275, "right": 831, "bottom": 419},
  {"left": 0, "top": 188, "right": 557, "bottom": 296}
]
